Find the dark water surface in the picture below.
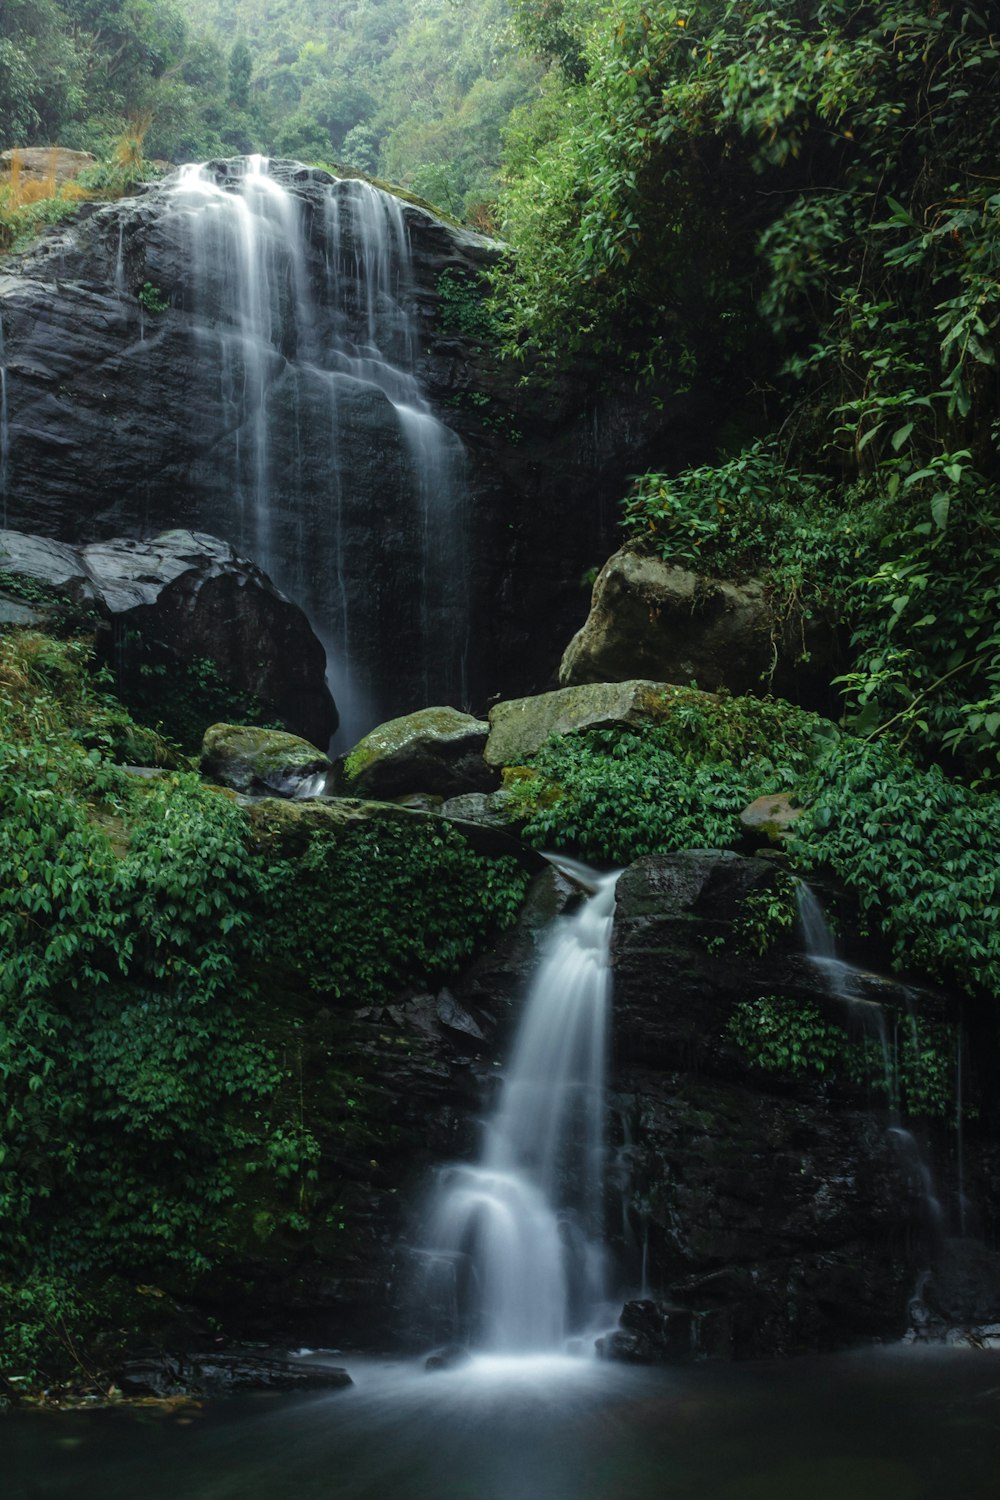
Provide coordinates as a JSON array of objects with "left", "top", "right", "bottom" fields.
[{"left": 6, "top": 1348, "right": 1000, "bottom": 1500}]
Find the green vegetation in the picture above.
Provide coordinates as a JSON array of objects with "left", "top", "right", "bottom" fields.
[
  {"left": 797, "top": 739, "right": 1000, "bottom": 999},
  {"left": 496, "top": 1, "right": 1000, "bottom": 779},
  {"left": 499, "top": 691, "right": 999, "bottom": 1004},
  {"left": 0, "top": 629, "right": 528, "bottom": 1384},
  {"left": 726, "top": 994, "right": 957, "bottom": 1119},
  {"left": 503, "top": 691, "right": 837, "bottom": 862},
  {"left": 261, "top": 818, "right": 530, "bottom": 1003}
]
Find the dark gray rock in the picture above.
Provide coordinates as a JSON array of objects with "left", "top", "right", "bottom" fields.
[
  {"left": 0, "top": 527, "right": 336, "bottom": 745},
  {"left": 923, "top": 1239, "right": 1000, "bottom": 1325},
  {"left": 608, "top": 850, "right": 962, "bottom": 1356},
  {"left": 118, "top": 1350, "right": 352, "bottom": 1397},
  {"left": 0, "top": 160, "right": 717, "bottom": 729},
  {"left": 340, "top": 707, "right": 495, "bottom": 799}
]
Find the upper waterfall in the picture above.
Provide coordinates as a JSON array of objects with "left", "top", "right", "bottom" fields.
[{"left": 153, "top": 155, "right": 468, "bottom": 745}]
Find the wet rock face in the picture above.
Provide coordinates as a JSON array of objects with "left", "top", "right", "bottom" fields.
[
  {"left": 606, "top": 851, "right": 952, "bottom": 1357},
  {"left": 0, "top": 527, "right": 336, "bottom": 745},
  {"left": 0, "top": 161, "right": 710, "bottom": 727}
]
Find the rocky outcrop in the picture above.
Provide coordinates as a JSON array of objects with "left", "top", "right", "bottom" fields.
[
  {"left": 560, "top": 547, "right": 840, "bottom": 710},
  {"left": 0, "top": 147, "right": 96, "bottom": 188},
  {"left": 201, "top": 724, "right": 333, "bottom": 797},
  {"left": 119, "top": 1350, "right": 352, "bottom": 1398},
  {"left": 0, "top": 528, "right": 336, "bottom": 745},
  {"left": 484, "top": 679, "right": 700, "bottom": 766},
  {"left": 0, "top": 158, "right": 716, "bottom": 730},
  {"left": 340, "top": 707, "right": 495, "bottom": 799},
  {"left": 606, "top": 852, "right": 966, "bottom": 1357}
]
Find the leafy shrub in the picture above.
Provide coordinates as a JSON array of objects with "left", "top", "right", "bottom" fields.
[
  {"left": 795, "top": 739, "right": 1000, "bottom": 999},
  {"left": 503, "top": 692, "right": 837, "bottom": 862},
  {"left": 726, "top": 994, "right": 956, "bottom": 1119},
  {"left": 261, "top": 818, "right": 531, "bottom": 1002},
  {"left": 0, "top": 629, "right": 530, "bottom": 1377}
]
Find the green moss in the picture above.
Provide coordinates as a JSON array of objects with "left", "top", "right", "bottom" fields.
[{"left": 0, "top": 628, "right": 531, "bottom": 1380}]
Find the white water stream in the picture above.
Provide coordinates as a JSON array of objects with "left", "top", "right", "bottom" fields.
[
  {"left": 425, "top": 865, "right": 620, "bottom": 1352},
  {"left": 795, "top": 880, "right": 945, "bottom": 1230},
  {"left": 162, "top": 155, "right": 466, "bottom": 744}
]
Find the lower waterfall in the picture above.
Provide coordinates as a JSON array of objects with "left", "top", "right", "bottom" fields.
[{"left": 424, "top": 864, "right": 620, "bottom": 1352}]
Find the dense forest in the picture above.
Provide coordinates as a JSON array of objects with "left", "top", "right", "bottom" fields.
[
  {"left": 2, "top": 0, "right": 999, "bottom": 1405},
  {"left": 0, "top": 0, "right": 542, "bottom": 219}
]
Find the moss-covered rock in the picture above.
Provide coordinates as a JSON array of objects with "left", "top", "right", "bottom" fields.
[
  {"left": 340, "top": 706, "right": 495, "bottom": 798},
  {"left": 484, "top": 680, "right": 704, "bottom": 767},
  {"left": 201, "top": 723, "right": 332, "bottom": 797}
]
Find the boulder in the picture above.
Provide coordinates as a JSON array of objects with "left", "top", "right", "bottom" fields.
[
  {"left": 340, "top": 707, "right": 495, "bottom": 798},
  {"left": 739, "top": 791, "right": 804, "bottom": 843},
  {"left": 595, "top": 1300, "right": 698, "bottom": 1364},
  {"left": 560, "top": 547, "right": 839, "bottom": 708},
  {"left": 0, "top": 147, "right": 97, "bottom": 188},
  {"left": 201, "top": 724, "right": 333, "bottom": 797},
  {"left": 0, "top": 528, "right": 337, "bottom": 746},
  {"left": 484, "top": 679, "right": 697, "bottom": 767}
]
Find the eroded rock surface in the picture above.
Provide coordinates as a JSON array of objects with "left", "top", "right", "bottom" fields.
[
  {"left": 560, "top": 547, "right": 840, "bottom": 709},
  {"left": 0, "top": 527, "right": 336, "bottom": 745}
]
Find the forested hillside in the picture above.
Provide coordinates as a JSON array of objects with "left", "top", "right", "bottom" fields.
[
  {"left": 496, "top": 0, "right": 1000, "bottom": 783},
  {"left": 1, "top": 0, "right": 542, "bottom": 220}
]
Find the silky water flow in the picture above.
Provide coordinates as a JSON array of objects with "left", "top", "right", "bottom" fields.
[
  {"left": 160, "top": 155, "right": 467, "bottom": 744},
  {"left": 423, "top": 864, "right": 621, "bottom": 1353}
]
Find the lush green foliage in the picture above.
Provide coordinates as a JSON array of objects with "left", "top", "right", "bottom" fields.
[
  {"left": 726, "top": 994, "right": 957, "bottom": 1119},
  {"left": 163, "top": 0, "right": 542, "bottom": 220},
  {"left": 0, "top": 629, "right": 529, "bottom": 1381},
  {"left": 496, "top": 1, "right": 1000, "bottom": 776},
  {"left": 260, "top": 818, "right": 531, "bottom": 1004},
  {"left": 0, "top": 0, "right": 260, "bottom": 162},
  {"left": 795, "top": 739, "right": 1000, "bottom": 1000},
  {"left": 503, "top": 691, "right": 837, "bottom": 861}
]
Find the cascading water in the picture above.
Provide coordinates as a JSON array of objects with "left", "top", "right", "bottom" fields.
[
  {"left": 795, "top": 880, "right": 945, "bottom": 1230},
  {"left": 160, "top": 155, "right": 467, "bottom": 745},
  {"left": 424, "top": 864, "right": 620, "bottom": 1352}
]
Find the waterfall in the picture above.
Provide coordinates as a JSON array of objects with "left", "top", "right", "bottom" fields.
[
  {"left": 160, "top": 156, "right": 467, "bottom": 745},
  {"left": 795, "top": 880, "right": 945, "bottom": 1230},
  {"left": 424, "top": 865, "right": 620, "bottom": 1352}
]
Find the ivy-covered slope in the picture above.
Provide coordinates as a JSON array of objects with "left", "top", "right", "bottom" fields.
[{"left": 0, "top": 629, "right": 529, "bottom": 1385}]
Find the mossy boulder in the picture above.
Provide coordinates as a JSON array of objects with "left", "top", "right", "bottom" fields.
[
  {"left": 559, "top": 546, "right": 840, "bottom": 710},
  {"left": 201, "top": 724, "right": 332, "bottom": 797},
  {"left": 739, "top": 792, "right": 803, "bottom": 843},
  {"left": 339, "top": 707, "right": 495, "bottom": 799},
  {"left": 484, "top": 680, "right": 700, "bottom": 767}
]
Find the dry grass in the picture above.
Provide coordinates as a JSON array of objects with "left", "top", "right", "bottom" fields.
[{"left": 0, "top": 148, "right": 94, "bottom": 249}]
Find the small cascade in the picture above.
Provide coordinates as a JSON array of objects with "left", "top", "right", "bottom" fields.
[
  {"left": 113, "top": 220, "right": 126, "bottom": 295},
  {"left": 795, "top": 880, "right": 945, "bottom": 1232},
  {"left": 424, "top": 865, "right": 620, "bottom": 1352},
  {"left": 161, "top": 156, "right": 467, "bottom": 745}
]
